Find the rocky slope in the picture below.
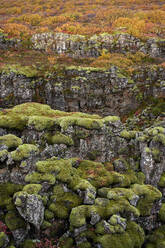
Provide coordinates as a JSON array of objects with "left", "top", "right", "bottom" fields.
[{"left": 0, "top": 102, "right": 165, "bottom": 248}]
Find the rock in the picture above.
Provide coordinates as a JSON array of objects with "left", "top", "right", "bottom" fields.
[
  {"left": 14, "top": 192, "right": 44, "bottom": 230},
  {"left": 0, "top": 232, "right": 9, "bottom": 248},
  {"left": 90, "top": 212, "right": 101, "bottom": 225},
  {"left": 11, "top": 228, "right": 28, "bottom": 246}
]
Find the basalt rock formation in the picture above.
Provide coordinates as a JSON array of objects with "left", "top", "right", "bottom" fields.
[{"left": 0, "top": 65, "right": 165, "bottom": 117}]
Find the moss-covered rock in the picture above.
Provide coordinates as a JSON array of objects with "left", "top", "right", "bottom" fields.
[
  {"left": 23, "top": 239, "right": 36, "bottom": 248},
  {"left": 0, "top": 232, "right": 9, "bottom": 248},
  {"left": 5, "top": 211, "right": 26, "bottom": 231},
  {"left": 0, "top": 183, "right": 23, "bottom": 209},
  {"left": 0, "top": 134, "right": 22, "bottom": 149},
  {"left": 22, "top": 184, "right": 42, "bottom": 194},
  {"left": 132, "top": 184, "right": 162, "bottom": 216},
  {"left": 46, "top": 133, "right": 74, "bottom": 146},
  {"left": 159, "top": 203, "right": 165, "bottom": 222},
  {"left": 158, "top": 172, "right": 165, "bottom": 187},
  {"left": 48, "top": 184, "right": 82, "bottom": 218},
  {"left": 10, "top": 144, "right": 39, "bottom": 161},
  {"left": 146, "top": 225, "right": 165, "bottom": 248},
  {"left": 95, "top": 221, "right": 144, "bottom": 248}
]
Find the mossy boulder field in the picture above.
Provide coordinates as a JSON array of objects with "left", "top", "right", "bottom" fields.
[
  {"left": 0, "top": 101, "right": 164, "bottom": 248},
  {"left": 0, "top": 1, "right": 165, "bottom": 245}
]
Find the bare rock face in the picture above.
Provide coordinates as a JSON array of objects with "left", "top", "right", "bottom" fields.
[
  {"left": 14, "top": 192, "right": 44, "bottom": 230},
  {"left": 31, "top": 32, "right": 165, "bottom": 58},
  {"left": 0, "top": 64, "right": 165, "bottom": 117}
]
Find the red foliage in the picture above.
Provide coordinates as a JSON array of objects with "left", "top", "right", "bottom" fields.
[
  {"left": 0, "top": 221, "right": 11, "bottom": 235},
  {"left": 35, "top": 238, "right": 58, "bottom": 248}
]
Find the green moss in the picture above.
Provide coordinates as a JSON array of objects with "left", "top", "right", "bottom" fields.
[
  {"left": 148, "top": 126, "right": 165, "bottom": 136},
  {"left": 58, "top": 237, "right": 73, "bottom": 248},
  {"left": 23, "top": 184, "right": 42, "bottom": 194},
  {"left": 0, "top": 102, "right": 114, "bottom": 132},
  {"left": 151, "top": 148, "right": 160, "bottom": 161},
  {"left": 76, "top": 160, "right": 125, "bottom": 188},
  {"left": 44, "top": 209, "right": 54, "bottom": 220},
  {"left": 120, "top": 130, "right": 136, "bottom": 139},
  {"left": 145, "top": 147, "right": 151, "bottom": 153},
  {"left": 70, "top": 205, "right": 88, "bottom": 227},
  {"left": 70, "top": 197, "right": 139, "bottom": 228},
  {"left": 46, "top": 132, "right": 74, "bottom": 146},
  {"left": 159, "top": 203, "right": 165, "bottom": 222},
  {"left": 41, "top": 220, "right": 52, "bottom": 229},
  {"left": 0, "top": 183, "right": 23, "bottom": 209},
  {"left": 0, "top": 232, "right": 7, "bottom": 248},
  {"left": 95, "top": 221, "right": 144, "bottom": 248},
  {"left": 25, "top": 172, "right": 56, "bottom": 184},
  {"left": 2, "top": 64, "right": 38, "bottom": 77},
  {"left": 0, "top": 149, "right": 8, "bottom": 159},
  {"left": 56, "top": 116, "right": 104, "bottom": 131},
  {"left": 158, "top": 172, "right": 165, "bottom": 187},
  {"left": 23, "top": 239, "right": 36, "bottom": 248},
  {"left": 153, "top": 133, "right": 165, "bottom": 146},
  {"left": 5, "top": 211, "right": 26, "bottom": 231},
  {"left": 0, "top": 115, "right": 27, "bottom": 130},
  {"left": 11, "top": 144, "right": 39, "bottom": 161},
  {"left": 78, "top": 242, "right": 91, "bottom": 248},
  {"left": 103, "top": 116, "right": 120, "bottom": 123},
  {"left": 35, "top": 158, "right": 91, "bottom": 191},
  {"left": 132, "top": 184, "right": 162, "bottom": 216},
  {"left": 146, "top": 225, "right": 165, "bottom": 248},
  {"left": 0, "top": 134, "right": 22, "bottom": 149},
  {"left": 28, "top": 116, "right": 55, "bottom": 131},
  {"left": 48, "top": 184, "right": 82, "bottom": 218},
  {"left": 49, "top": 203, "right": 68, "bottom": 219}
]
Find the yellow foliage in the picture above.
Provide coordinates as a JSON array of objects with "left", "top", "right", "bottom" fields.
[
  {"left": 3, "top": 23, "right": 31, "bottom": 39},
  {"left": 113, "top": 17, "right": 147, "bottom": 37}
]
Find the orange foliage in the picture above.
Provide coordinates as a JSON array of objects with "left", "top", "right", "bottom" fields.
[
  {"left": 3, "top": 23, "right": 31, "bottom": 39},
  {"left": 0, "top": 0, "right": 164, "bottom": 38}
]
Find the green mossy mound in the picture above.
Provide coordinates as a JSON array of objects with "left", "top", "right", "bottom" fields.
[
  {"left": 0, "top": 134, "right": 22, "bottom": 149},
  {"left": 45, "top": 132, "right": 74, "bottom": 146},
  {"left": 95, "top": 221, "right": 145, "bottom": 248},
  {"left": 48, "top": 184, "right": 82, "bottom": 219},
  {"left": 159, "top": 203, "right": 165, "bottom": 222},
  {"left": 0, "top": 102, "right": 119, "bottom": 131},
  {"left": 146, "top": 225, "right": 165, "bottom": 248},
  {"left": 0, "top": 232, "right": 8, "bottom": 248},
  {"left": 11, "top": 144, "right": 39, "bottom": 161},
  {"left": 0, "top": 183, "right": 23, "bottom": 209},
  {"left": 5, "top": 211, "right": 26, "bottom": 231}
]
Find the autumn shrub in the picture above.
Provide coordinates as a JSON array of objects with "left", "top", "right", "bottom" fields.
[
  {"left": 35, "top": 238, "right": 58, "bottom": 248},
  {"left": 12, "top": 14, "right": 42, "bottom": 26},
  {"left": 113, "top": 17, "right": 147, "bottom": 37},
  {"left": 90, "top": 51, "right": 150, "bottom": 71},
  {"left": 3, "top": 23, "right": 31, "bottom": 39}
]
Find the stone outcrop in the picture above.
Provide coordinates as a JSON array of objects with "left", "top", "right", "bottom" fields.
[
  {"left": 31, "top": 32, "right": 165, "bottom": 58},
  {"left": 0, "top": 65, "right": 165, "bottom": 116},
  {"left": 0, "top": 102, "right": 165, "bottom": 248}
]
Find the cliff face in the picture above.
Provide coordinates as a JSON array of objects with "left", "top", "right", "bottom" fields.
[
  {"left": 31, "top": 32, "right": 165, "bottom": 58},
  {"left": 0, "top": 102, "right": 165, "bottom": 248},
  {"left": 0, "top": 65, "right": 165, "bottom": 116}
]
